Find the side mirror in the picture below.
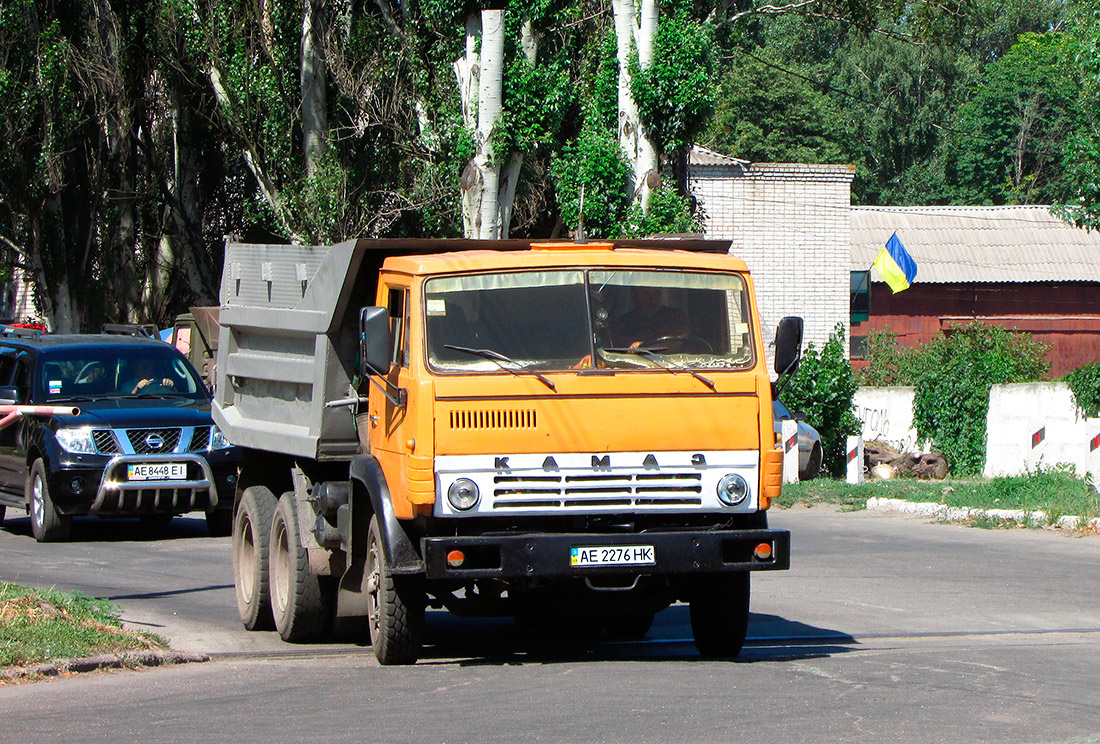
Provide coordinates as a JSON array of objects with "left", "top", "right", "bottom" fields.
[
  {"left": 359, "top": 306, "right": 391, "bottom": 375},
  {"left": 773, "top": 316, "right": 804, "bottom": 377},
  {"left": 0, "top": 386, "right": 20, "bottom": 404}
]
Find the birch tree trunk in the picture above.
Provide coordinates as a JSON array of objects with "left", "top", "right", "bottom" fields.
[
  {"left": 301, "top": 0, "right": 327, "bottom": 177},
  {"left": 612, "top": 0, "right": 660, "bottom": 214},
  {"left": 496, "top": 19, "right": 538, "bottom": 239},
  {"left": 455, "top": 13, "right": 482, "bottom": 238},
  {"left": 475, "top": 8, "right": 505, "bottom": 240}
]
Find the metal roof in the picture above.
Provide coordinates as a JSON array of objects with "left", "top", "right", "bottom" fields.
[{"left": 851, "top": 206, "right": 1100, "bottom": 284}]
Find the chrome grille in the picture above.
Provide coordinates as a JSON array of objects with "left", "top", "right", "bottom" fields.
[
  {"left": 187, "top": 426, "right": 211, "bottom": 452},
  {"left": 126, "top": 428, "right": 182, "bottom": 455},
  {"left": 492, "top": 472, "right": 703, "bottom": 510},
  {"left": 93, "top": 430, "right": 121, "bottom": 454}
]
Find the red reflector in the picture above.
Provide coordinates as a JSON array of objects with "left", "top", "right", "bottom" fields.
[
  {"left": 753, "top": 543, "right": 773, "bottom": 560},
  {"left": 446, "top": 549, "right": 465, "bottom": 567}
]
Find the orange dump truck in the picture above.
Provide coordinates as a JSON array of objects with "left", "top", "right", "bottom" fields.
[{"left": 214, "top": 238, "right": 802, "bottom": 664}]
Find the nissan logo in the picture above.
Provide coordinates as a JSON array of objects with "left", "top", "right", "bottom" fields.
[{"left": 145, "top": 433, "right": 165, "bottom": 450}]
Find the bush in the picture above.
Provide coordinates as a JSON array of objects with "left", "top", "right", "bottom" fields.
[
  {"left": 909, "top": 322, "right": 1049, "bottom": 475},
  {"left": 857, "top": 326, "right": 914, "bottom": 386},
  {"left": 780, "top": 324, "right": 861, "bottom": 477},
  {"left": 1063, "top": 360, "right": 1100, "bottom": 417}
]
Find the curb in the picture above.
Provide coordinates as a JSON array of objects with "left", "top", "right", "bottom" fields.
[
  {"left": 1, "top": 650, "right": 210, "bottom": 683},
  {"left": 866, "top": 497, "right": 1100, "bottom": 531}
]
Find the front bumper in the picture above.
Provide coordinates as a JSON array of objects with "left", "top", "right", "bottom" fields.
[
  {"left": 50, "top": 451, "right": 238, "bottom": 516},
  {"left": 422, "top": 528, "right": 789, "bottom": 580}
]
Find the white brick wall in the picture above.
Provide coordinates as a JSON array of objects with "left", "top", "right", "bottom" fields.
[{"left": 690, "top": 161, "right": 855, "bottom": 372}]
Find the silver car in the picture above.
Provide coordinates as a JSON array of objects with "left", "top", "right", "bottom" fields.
[{"left": 773, "top": 400, "right": 822, "bottom": 480}]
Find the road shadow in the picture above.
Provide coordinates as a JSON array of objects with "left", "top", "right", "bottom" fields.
[
  {"left": 412, "top": 605, "right": 856, "bottom": 666},
  {"left": 0, "top": 513, "right": 221, "bottom": 542}
]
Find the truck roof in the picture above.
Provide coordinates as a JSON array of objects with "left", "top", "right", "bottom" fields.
[{"left": 380, "top": 244, "right": 750, "bottom": 277}]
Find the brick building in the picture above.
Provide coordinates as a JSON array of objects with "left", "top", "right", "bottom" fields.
[{"left": 689, "top": 147, "right": 856, "bottom": 364}]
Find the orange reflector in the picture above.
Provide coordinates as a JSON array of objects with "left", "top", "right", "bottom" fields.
[
  {"left": 446, "top": 550, "right": 465, "bottom": 567},
  {"left": 753, "top": 542, "right": 773, "bottom": 560}
]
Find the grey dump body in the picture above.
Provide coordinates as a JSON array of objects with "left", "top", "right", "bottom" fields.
[{"left": 213, "top": 237, "right": 732, "bottom": 462}]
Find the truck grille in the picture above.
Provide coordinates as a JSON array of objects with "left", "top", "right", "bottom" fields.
[
  {"left": 492, "top": 472, "right": 703, "bottom": 510},
  {"left": 450, "top": 409, "right": 537, "bottom": 430}
]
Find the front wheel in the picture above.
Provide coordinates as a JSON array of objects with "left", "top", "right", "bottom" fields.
[
  {"left": 28, "top": 459, "right": 71, "bottom": 542},
  {"left": 690, "top": 573, "right": 750, "bottom": 658},
  {"left": 366, "top": 515, "right": 424, "bottom": 665},
  {"left": 233, "top": 486, "right": 277, "bottom": 630},
  {"left": 268, "top": 492, "right": 332, "bottom": 642}
]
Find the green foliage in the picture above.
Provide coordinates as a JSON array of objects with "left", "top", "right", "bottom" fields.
[
  {"left": 779, "top": 469, "right": 1100, "bottom": 523},
  {"left": 910, "top": 322, "right": 1050, "bottom": 475},
  {"left": 779, "top": 324, "right": 861, "bottom": 477},
  {"left": 622, "top": 182, "right": 700, "bottom": 236},
  {"left": 550, "top": 122, "right": 631, "bottom": 238},
  {"left": 947, "top": 32, "right": 1080, "bottom": 205},
  {"left": 498, "top": 53, "right": 572, "bottom": 155},
  {"left": 1056, "top": 1, "right": 1100, "bottom": 229},
  {"left": 857, "top": 326, "right": 914, "bottom": 386},
  {"left": 1063, "top": 361, "right": 1100, "bottom": 418},
  {"left": 630, "top": 11, "right": 714, "bottom": 155},
  {"left": 0, "top": 583, "right": 166, "bottom": 667}
]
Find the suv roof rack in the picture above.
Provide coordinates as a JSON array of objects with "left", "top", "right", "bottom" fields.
[
  {"left": 101, "top": 323, "right": 159, "bottom": 338},
  {"left": 0, "top": 325, "right": 44, "bottom": 340}
]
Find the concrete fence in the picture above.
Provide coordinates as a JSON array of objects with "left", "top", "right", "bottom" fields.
[{"left": 852, "top": 384, "right": 1100, "bottom": 481}]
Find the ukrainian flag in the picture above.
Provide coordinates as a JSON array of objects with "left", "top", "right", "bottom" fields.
[{"left": 873, "top": 232, "right": 918, "bottom": 293}]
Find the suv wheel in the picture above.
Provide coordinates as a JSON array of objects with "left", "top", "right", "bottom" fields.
[{"left": 28, "top": 459, "right": 72, "bottom": 542}]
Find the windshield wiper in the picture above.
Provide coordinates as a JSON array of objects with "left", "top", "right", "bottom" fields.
[
  {"left": 602, "top": 347, "right": 716, "bottom": 391},
  {"left": 444, "top": 345, "right": 557, "bottom": 391}
]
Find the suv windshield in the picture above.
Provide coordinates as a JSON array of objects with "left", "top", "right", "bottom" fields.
[
  {"left": 424, "top": 269, "right": 754, "bottom": 372},
  {"left": 38, "top": 345, "right": 206, "bottom": 401}
]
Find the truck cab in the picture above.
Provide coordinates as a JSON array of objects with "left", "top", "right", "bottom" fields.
[{"left": 215, "top": 239, "right": 800, "bottom": 663}]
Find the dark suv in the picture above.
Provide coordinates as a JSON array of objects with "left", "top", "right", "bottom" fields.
[{"left": 0, "top": 330, "right": 239, "bottom": 541}]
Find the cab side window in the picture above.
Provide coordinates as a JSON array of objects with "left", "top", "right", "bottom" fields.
[{"left": 387, "top": 287, "right": 409, "bottom": 369}]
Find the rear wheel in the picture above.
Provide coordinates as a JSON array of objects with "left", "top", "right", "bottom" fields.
[
  {"left": 269, "top": 492, "right": 331, "bottom": 642},
  {"left": 689, "top": 573, "right": 750, "bottom": 658},
  {"left": 28, "top": 459, "right": 71, "bottom": 542},
  {"left": 233, "top": 486, "right": 277, "bottom": 630},
  {"left": 366, "top": 515, "right": 424, "bottom": 664},
  {"left": 0, "top": 504, "right": 6, "bottom": 525},
  {"left": 802, "top": 444, "right": 822, "bottom": 481}
]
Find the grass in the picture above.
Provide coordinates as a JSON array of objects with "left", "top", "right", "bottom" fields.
[
  {"left": 778, "top": 469, "right": 1100, "bottom": 523},
  {"left": 0, "top": 583, "right": 166, "bottom": 669}
]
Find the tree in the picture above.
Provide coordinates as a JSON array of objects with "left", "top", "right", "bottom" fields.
[{"left": 1057, "top": 1, "right": 1100, "bottom": 229}]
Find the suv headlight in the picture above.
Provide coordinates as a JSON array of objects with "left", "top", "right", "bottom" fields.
[
  {"left": 56, "top": 426, "right": 97, "bottom": 455},
  {"left": 208, "top": 425, "right": 232, "bottom": 450}
]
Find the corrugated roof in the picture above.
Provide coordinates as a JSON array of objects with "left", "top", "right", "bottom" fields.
[
  {"left": 851, "top": 206, "right": 1100, "bottom": 284},
  {"left": 689, "top": 145, "right": 752, "bottom": 167}
]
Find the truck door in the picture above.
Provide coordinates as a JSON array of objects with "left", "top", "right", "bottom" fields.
[{"left": 367, "top": 284, "right": 416, "bottom": 517}]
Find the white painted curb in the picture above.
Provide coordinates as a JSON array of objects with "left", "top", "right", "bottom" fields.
[{"left": 865, "top": 497, "right": 1100, "bottom": 531}]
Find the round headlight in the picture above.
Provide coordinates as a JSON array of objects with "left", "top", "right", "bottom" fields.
[
  {"left": 447, "top": 478, "right": 480, "bottom": 511},
  {"left": 716, "top": 473, "right": 750, "bottom": 506}
]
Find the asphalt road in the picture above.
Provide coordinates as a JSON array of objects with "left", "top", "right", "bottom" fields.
[{"left": 2, "top": 506, "right": 1100, "bottom": 743}]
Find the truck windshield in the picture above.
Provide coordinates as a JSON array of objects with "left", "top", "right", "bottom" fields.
[{"left": 424, "top": 269, "right": 754, "bottom": 373}]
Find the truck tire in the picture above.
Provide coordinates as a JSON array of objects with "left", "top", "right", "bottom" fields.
[
  {"left": 366, "top": 515, "right": 424, "bottom": 665},
  {"left": 233, "top": 486, "right": 277, "bottom": 631},
  {"left": 0, "top": 504, "right": 6, "bottom": 525},
  {"left": 28, "top": 459, "right": 72, "bottom": 542},
  {"left": 689, "top": 572, "right": 750, "bottom": 658},
  {"left": 269, "top": 491, "right": 331, "bottom": 642}
]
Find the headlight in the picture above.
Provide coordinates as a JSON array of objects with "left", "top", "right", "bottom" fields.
[
  {"left": 56, "top": 426, "right": 97, "bottom": 455},
  {"left": 447, "top": 478, "right": 480, "bottom": 511},
  {"left": 716, "top": 473, "right": 750, "bottom": 506},
  {"left": 208, "top": 425, "right": 232, "bottom": 450}
]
